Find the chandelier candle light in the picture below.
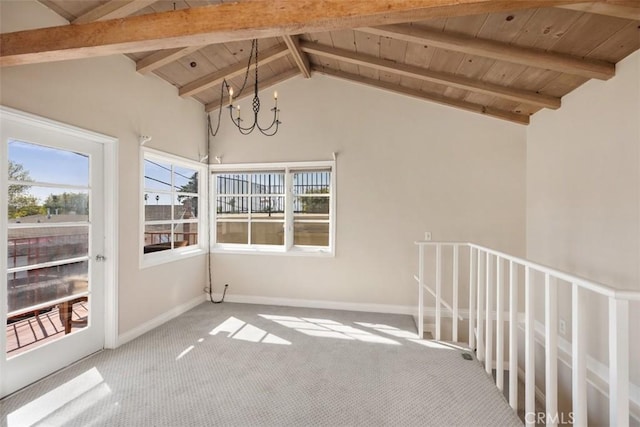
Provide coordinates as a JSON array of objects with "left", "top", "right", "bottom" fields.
[{"left": 226, "top": 39, "right": 281, "bottom": 136}]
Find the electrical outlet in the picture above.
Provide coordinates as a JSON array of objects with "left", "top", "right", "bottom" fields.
[
  {"left": 424, "top": 232, "right": 432, "bottom": 241},
  {"left": 559, "top": 318, "right": 567, "bottom": 336}
]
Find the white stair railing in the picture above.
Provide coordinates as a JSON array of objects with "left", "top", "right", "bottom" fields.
[
  {"left": 414, "top": 245, "right": 464, "bottom": 341},
  {"left": 414, "top": 241, "right": 640, "bottom": 427}
]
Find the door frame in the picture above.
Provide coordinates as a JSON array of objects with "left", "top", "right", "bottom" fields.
[{"left": 0, "top": 106, "right": 119, "bottom": 390}]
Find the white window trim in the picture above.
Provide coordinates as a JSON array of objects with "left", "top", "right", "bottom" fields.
[
  {"left": 210, "top": 160, "right": 336, "bottom": 257},
  {"left": 140, "top": 147, "right": 208, "bottom": 268}
]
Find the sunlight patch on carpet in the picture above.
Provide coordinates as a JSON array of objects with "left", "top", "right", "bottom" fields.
[
  {"left": 209, "top": 316, "right": 291, "bottom": 345},
  {"left": 260, "top": 314, "right": 401, "bottom": 345},
  {"left": 7, "top": 367, "right": 111, "bottom": 427}
]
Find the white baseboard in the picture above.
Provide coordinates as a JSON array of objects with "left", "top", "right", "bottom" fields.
[
  {"left": 117, "top": 294, "right": 207, "bottom": 346},
  {"left": 210, "top": 292, "right": 415, "bottom": 316}
]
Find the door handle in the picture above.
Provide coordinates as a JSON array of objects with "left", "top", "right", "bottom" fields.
[{"left": 95, "top": 254, "right": 107, "bottom": 262}]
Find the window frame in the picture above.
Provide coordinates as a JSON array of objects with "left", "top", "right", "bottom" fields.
[
  {"left": 140, "top": 147, "right": 207, "bottom": 268},
  {"left": 210, "top": 160, "right": 335, "bottom": 256}
]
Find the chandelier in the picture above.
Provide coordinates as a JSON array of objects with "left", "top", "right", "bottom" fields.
[{"left": 209, "top": 39, "right": 281, "bottom": 137}]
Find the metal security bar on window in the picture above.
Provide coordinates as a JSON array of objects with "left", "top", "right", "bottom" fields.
[
  {"left": 292, "top": 170, "right": 331, "bottom": 247},
  {"left": 216, "top": 173, "right": 285, "bottom": 214},
  {"left": 212, "top": 163, "right": 334, "bottom": 253},
  {"left": 292, "top": 170, "right": 331, "bottom": 214},
  {"left": 214, "top": 172, "right": 285, "bottom": 246}
]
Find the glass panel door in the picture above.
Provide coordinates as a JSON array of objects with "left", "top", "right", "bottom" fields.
[
  {"left": 1, "top": 109, "right": 106, "bottom": 398},
  {"left": 7, "top": 140, "right": 91, "bottom": 357}
]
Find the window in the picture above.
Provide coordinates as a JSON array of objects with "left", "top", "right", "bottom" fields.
[
  {"left": 293, "top": 169, "right": 331, "bottom": 247},
  {"left": 141, "top": 148, "right": 206, "bottom": 266},
  {"left": 212, "top": 161, "right": 334, "bottom": 255}
]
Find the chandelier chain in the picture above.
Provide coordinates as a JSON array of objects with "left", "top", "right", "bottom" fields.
[
  {"left": 208, "top": 38, "right": 280, "bottom": 138},
  {"left": 235, "top": 39, "right": 256, "bottom": 100}
]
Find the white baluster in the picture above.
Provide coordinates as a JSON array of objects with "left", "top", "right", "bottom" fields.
[
  {"left": 572, "top": 283, "right": 587, "bottom": 426},
  {"left": 477, "top": 250, "right": 485, "bottom": 362},
  {"left": 435, "top": 244, "right": 442, "bottom": 341},
  {"left": 609, "top": 297, "right": 629, "bottom": 427},
  {"left": 545, "top": 274, "right": 558, "bottom": 427},
  {"left": 453, "top": 245, "right": 459, "bottom": 343},
  {"left": 417, "top": 244, "right": 424, "bottom": 339},
  {"left": 509, "top": 261, "right": 518, "bottom": 411},
  {"left": 436, "top": 244, "right": 442, "bottom": 341},
  {"left": 469, "top": 247, "right": 477, "bottom": 350},
  {"left": 525, "top": 266, "right": 535, "bottom": 426},
  {"left": 496, "top": 256, "right": 504, "bottom": 391},
  {"left": 485, "top": 253, "right": 494, "bottom": 375}
]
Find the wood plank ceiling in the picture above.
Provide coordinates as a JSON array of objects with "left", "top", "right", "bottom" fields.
[{"left": 10, "top": 1, "right": 640, "bottom": 124}]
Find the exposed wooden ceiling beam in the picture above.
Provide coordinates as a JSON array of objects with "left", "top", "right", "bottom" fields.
[
  {"left": 205, "top": 68, "right": 300, "bottom": 113},
  {"left": 44, "top": 0, "right": 187, "bottom": 75},
  {"left": 283, "top": 35, "right": 312, "bottom": 79},
  {"left": 301, "top": 42, "right": 560, "bottom": 109},
  {"left": 137, "top": 46, "right": 204, "bottom": 74},
  {"left": 180, "top": 44, "right": 290, "bottom": 98},
  {"left": 1, "top": 0, "right": 595, "bottom": 67},
  {"left": 556, "top": 2, "right": 640, "bottom": 20},
  {"left": 72, "top": 0, "right": 158, "bottom": 25},
  {"left": 359, "top": 25, "right": 615, "bottom": 80},
  {"left": 314, "top": 66, "right": 529, "bottom": 125},
  {"left": 73, "top": 1, "right": 197, "bottom": 76}
]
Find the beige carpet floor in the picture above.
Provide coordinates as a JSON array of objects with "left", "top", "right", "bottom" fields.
[{"left": 1, "top": 302, "right": 521, "bottom": 426}]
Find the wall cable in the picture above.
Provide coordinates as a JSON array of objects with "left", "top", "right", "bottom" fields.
[
  {"left": 206, "top": 115, "right": 227, "bottom": 304},
  {"left": 204, "top": 39, "right": 257, "bottom": 301}
]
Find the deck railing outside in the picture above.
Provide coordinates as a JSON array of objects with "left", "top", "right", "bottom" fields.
[{"left": 415, "top": 241, "right": 640, "bottom": 427}]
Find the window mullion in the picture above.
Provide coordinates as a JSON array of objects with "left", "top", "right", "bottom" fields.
[
  {"left": 214, "top": 169, "right": 218, "bottom": 251},
  {"left": 285, "top": 168, "right": 293, "bottom": 250},
  {"left": 248, "top": 173, "right": 252, "bottom": 245},
  {"left": 170, "top": 164, "right": 175, "bottom": 249},
  {"left": 330, "top": 164, "right": 336, "bottom": 252}
]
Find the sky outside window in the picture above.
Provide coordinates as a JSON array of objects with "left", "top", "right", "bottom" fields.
[{"left": 8, "top": 140, "right": 89, "bottom": 202}]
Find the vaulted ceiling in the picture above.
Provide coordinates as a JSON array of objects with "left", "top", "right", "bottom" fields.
[{"left": 2, "top": 1, "right": 639, "bottom": 125}]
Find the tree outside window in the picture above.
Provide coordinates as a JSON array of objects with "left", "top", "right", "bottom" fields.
[{"left": 8, "top": 161, "right": 43, "bottom": 219}]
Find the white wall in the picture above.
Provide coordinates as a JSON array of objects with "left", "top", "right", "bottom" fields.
[
  {"left": 4, "top": 2, "right": 638, "bottom": 419},
  {"left": 527, "top": 50, "right": 640, "bottom": 421},
  {"left": 1, "top": 1, "right": 526, "bottom": 336},
  {"left": 211, "top": 73, "right": 527, "bottom": 309},
  {"left": 0, "top": 1, "right": 208, "bottom": 335}
]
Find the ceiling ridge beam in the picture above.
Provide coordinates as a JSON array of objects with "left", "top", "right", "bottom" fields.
[
  {"left": 358, "top": 25, "right": 615, "bottom": 80},
  {"left": 137, "top": 45, "right": 204, "bottom": 74},
  {"left": 301, "top": 41, "right": 560, "bottom": 109},
  {"left": 283, "top": 35, "right": 312, "bottom": 78},
  {"left": 205, "top": 68, "right": 300, "bottom": 113},
  {"left": 314, "top": 66, "right": 529, "bottom": 125},
  {"left": 72, "top": 0, "right": 157, "bottom": 25},
  {"left": 2, "top": 0, "right": 596, "bottom": 67},
  {"left": 556, "top": 2, "right": 640, "bottom": 20},
  {"left": 179, "top": 44, "right": 289, "bottom": 98}
]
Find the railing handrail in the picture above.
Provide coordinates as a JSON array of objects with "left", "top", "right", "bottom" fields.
[
  {"left": 414, "top": 241, "right": 640, "bottom": 301},
  {"left": 7, "top": 291, "right": 89, "bottom": 318},
  {"left": 414, "top": 239, "right": 635, "bottom": 426}
]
